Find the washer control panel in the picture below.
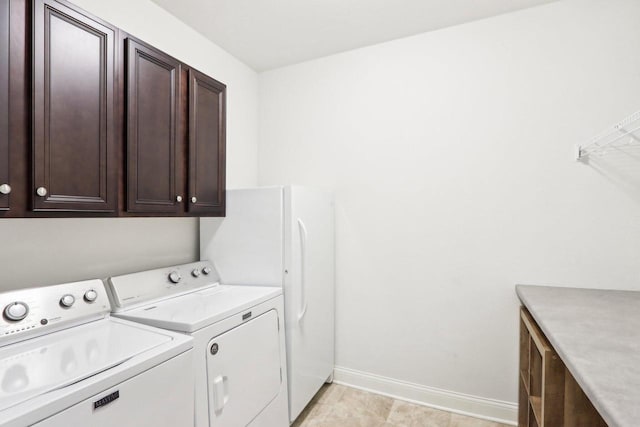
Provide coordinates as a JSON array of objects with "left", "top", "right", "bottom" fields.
[
  {"left": 107, "top": 261, "right": 221, "bottom": 312},
  {"left": 0, "top": 279, "right": 110, "bottom": 347}
]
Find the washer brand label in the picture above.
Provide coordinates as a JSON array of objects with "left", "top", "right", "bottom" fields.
[
  {"left": 93, "top": 390, "right": 119, "bottom": 410},
  {"left": 242, "top": 311, "right": 252, "bottom": 321}
]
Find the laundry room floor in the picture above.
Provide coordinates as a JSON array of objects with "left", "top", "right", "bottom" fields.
[{"left": 292, "top": 384, "right": 511, "bottom": 427}]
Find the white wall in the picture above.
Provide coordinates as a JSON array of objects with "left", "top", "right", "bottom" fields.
[
  {"left": 0, "top": 0, "right": 259, "bottom": 290},
  {"left": 258, "top": 0, "right": 640, "bottom": 419}
]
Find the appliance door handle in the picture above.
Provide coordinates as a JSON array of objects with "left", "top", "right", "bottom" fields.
[
  {"left": 297, "top": 218, "right": 308, "bottom": 323},
  {"left": 212, "top": 375, "right": 229, "bottom": 413}
]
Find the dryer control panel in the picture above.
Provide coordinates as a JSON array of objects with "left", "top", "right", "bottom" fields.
[
  {"left": 107, "top": 261, "right": 221, "bottom": 312},
  {"left": 0, "top": 279, "right": 110, "bottom": 347}
]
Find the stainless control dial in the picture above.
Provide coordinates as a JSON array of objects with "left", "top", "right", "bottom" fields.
[
  {"left": 202, "top": 266, "right": 212, "bottom": 275},
  {"left": 191, "top": 269, "right": 201, "bottom": 278},
  {"left": 60, "top": 294, "right": 75, "bottom": 308},
  {"left": 168, "top": 271, "right": 181, "bottom": 284},
  {"left": 84, "top": 289, "right": 98, "bottom": 303},
  {"left": 3, "top": 302, "right": 29, "bottom": 321}
]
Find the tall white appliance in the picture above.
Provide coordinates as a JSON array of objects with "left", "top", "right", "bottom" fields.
[{"left": 200, "top": 186, "right": 334, "bottom": 423}]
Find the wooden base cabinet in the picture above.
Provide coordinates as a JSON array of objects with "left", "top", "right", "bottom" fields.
[{"left": 518, "top": 307, "right": 607, "bottom": 427}]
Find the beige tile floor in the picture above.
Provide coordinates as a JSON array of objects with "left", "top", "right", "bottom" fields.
[{"left": 292, "top": 384, "right": 512, "bottom": 427}]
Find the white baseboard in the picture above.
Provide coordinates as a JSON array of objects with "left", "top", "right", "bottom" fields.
[{"left": 332, "top": 366, "right": 517, "bottom": 426}]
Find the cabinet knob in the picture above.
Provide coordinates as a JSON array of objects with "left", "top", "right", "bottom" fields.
[
  {"left": 191, "top": 196, "right": 197, "bottom": 203},
  {"left": 0, "top": 184, "right": 10, "bottom": 195},
  {"left": 36, "top": 187, "right": 47, "bottom": 197},
  {"left": 176, "top": 195, "right": 183, "bottom": 202}
]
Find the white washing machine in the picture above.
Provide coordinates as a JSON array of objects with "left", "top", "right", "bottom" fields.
[
  {"left": 106, "top": 261, "right": 289, "bottom": 427},
  {"left": 0, "top": 279, "right": 194, "bottom": 427}
]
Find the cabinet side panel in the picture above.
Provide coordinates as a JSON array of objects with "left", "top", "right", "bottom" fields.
[{"left": 563, "top": 370, "right": 607, "bottom": 427}]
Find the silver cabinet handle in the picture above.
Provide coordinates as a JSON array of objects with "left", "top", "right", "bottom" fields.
[
  {"left": 191, "top": 196, "right": 197, "bottom": 203},
  {"left": 36, "top": 187, "right": 47, "bottom": 197},
  {"left": 176, "top": 195, "right": 183, "bottom": 202},
  {"left": 0, "top": 184, "right": 10, "bottom": 195}
]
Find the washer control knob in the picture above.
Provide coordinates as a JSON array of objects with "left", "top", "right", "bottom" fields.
[
  {"left": 191, "top": 269, "right": 201, "bottom": 278},
  {"left": 60, "top": 294, "right": 75, "bottom": 308},
  {"left": 84, "top": 289, "right": 98, "bottom": 303},
  {"left": 4, "top": 302, "right": 28, "bottom": 321},
  {"left": 202, "top": 266, "right": 212, "bottom": 275},
  {"left": 168, "top": 271, "right": 181, "bottom": 284}
]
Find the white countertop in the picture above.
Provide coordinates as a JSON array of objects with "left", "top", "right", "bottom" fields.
[{"left": 516, "top": 285, "right": 640, "bottom": 427}]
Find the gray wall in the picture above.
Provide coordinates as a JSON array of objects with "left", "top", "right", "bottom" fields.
[{"left": 0, "top": 218, "right": 198, "bottom": 289}]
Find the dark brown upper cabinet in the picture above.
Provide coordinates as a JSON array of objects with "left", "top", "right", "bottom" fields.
[
  {"left": 188, "top": 69, "right": 226, "bottom": 216},
  {"left": 1, "top": 0, "right": 226, "bottom": 218},
  {"left": 0, "top": 0, "right": 9, "bottom": 211},
  {"left": 125, "top": 37, "right": 182, "bottom": 213},
  {"left": 32, "top": 0, "right": 117, "bottom": 213}
]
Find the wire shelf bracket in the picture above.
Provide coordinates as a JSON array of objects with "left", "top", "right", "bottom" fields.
[{"left": 576, "top": 110, "right": 640, "bottom": 160}]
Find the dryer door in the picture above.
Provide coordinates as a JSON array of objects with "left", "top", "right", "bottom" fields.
[{"left": 206, "top": 310, "right": 282, "bottom": 427}]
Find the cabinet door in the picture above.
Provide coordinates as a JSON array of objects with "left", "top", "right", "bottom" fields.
[
  {"left": 0, "top": 0, "right": 9, "bottom": 211},
  {"left": 32, "top": 0, "right": 117, "bottom": 212},
  {"left": 188, "top": 69, "right": 225, "bottom": 215},
  {"left": 126, "top": 38, "right": 182, "bottom": 213}
]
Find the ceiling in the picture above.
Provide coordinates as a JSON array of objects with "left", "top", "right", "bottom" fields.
[{"left": 151, "top": 0, "right": 557, "bottom": 71}]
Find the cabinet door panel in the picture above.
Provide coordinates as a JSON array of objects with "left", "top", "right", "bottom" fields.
[
  {"left": 188, "top": 69, "right": 225, "bottom": 215},
  {"left": 0, "top": 0, "right": 9, "bottom": 211},
  {"left": 33, "top": 0, "right": 116, "bottom": 212},
  {"left": 126, "top": 38, "right": 181, "bottom": 213}
]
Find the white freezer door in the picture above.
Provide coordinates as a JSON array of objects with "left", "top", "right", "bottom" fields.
[
  {"left": 284, "top": 186, "right": 335, "bottom": 422},
  {"left": 206, "top": 310, "right": 282, "bottom": 427}
]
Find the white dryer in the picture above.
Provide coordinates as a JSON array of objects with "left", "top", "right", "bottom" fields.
[
  {"left": 0, "top": 279, "right": 194, "bottom": 427},
  {"left": 106, "top": 261, "right": 289, "bottom": 427}
]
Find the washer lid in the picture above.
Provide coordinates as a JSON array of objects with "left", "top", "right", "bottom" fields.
[
  {"left": 114, "top": 285, "right": 282, "bottom": 333},
  {"left": 0, "top": 318, "right": 174, "bottom": 412}
]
